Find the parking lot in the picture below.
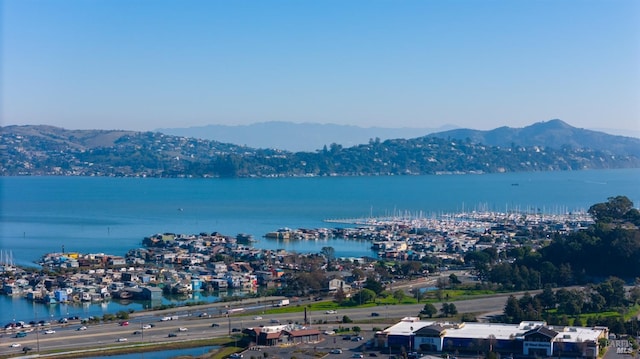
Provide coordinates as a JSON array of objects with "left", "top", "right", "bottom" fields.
[{"left": 236, "top": 331, "right": 389, "bottom": 359}]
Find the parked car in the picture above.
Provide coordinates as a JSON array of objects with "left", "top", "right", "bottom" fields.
[
  {"left": 323, "top": 330, "right": 335, "bottom": 335},
  {"left": 231, "top": 328, "right": 241, "bottom": 332},
  {"left": 229, "top": 354, "right": 243, "bottom": 359},
  {"left": 369, "top": 354, "right": 378, "bottom": 357},
  {"left": 352, "top": 354, "right": 364, "bottom": 358}
]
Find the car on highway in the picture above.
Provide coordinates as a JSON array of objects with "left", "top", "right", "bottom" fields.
[
  {"left": 231, "top": 328, "right": 241, "bottom": 332},
  {"left": 178, "top": 327, "right": 188, "bottom": 332},
  {"left": 15, "top": 332, "right": 27, "bottom": 338},
  {"left": 142, "top": 324, "right": 152, "bottom": 329},
  {"left": 117, "top": 338, "right": 128, "bottom": 342},
  {"left": 352, "top": 354, "right": 364, "bottom": 358},
  {"left": 10, "top": 343, "right": 21, "bottom": 348},
  {"left": 330, "top": 349, "right": 342, "bottom": 354},
  {"left": 77, "top": 326, "right": 87, "bottom": 331},
  {"left": 199, "top": 313, "right": 209, "bottom": 317},
  {"left": 133, "top": 331, "right": 141, "bottom": 335},
  {"left": 351, "top": 336, "right": 364, "bottom": 341},
  {"left": 211, "top": 323, "right": 220, "bottom": 327},
  {"left": 44, "top": 329, "right": 56, "bottom": 334},
  {"left": 323, "top": 330, "right": 335, "bottom": 335},
  {"left": 229, "top": 354, "right": 243, "bottom": 359},
  {"left": 270, "top": 319, "right": 280, "bottom": 324},
  {"left": 253, "top": 316, "right": 262, "bottom": 320},
  {"left": 325, "top": 310, "right": 337, "bottom": 314},
  {"left": 371, "top": 312, "right": 380, "bottom": 317},
  {"left": 168, "top": 333, "right": 177, "bottom": 337},
  {"left": 120, "top": 321, "right": 129, "bottom": 326},
  {"left": 160, "top": 316, "right": 172, "bottom": 321}
]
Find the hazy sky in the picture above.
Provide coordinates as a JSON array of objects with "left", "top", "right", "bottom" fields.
[{"left": 2, "top": 0, "right": 639, "bottom": 132}]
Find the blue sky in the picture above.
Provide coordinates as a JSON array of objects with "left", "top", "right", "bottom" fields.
[{"left": 2, "top": 0, "right": 639, "bottom": 133}]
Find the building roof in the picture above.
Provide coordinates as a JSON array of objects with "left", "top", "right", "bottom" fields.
[
  {"left": 384, "top": 317, "right": 434, "bottom": 335},
  {"left": 523, "top": 326, "right": 559, "bottom": 339},
  {"left": 449, "top": 322, "right": 528, "bottom": 340},
  {"left": 384, "top": 320, "right": 606, "bottom": 344},
  {"left": 286, "top": 329, "right": 321, "bottom": 337}
]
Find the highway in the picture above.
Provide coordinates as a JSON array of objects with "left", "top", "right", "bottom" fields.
[{"left": 0, "top": 289, "right": 526, "bottom": 357}]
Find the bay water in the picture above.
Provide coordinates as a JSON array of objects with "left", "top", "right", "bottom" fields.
[{"left": 1, "top": 169, "right": 639, "bottom": 323}]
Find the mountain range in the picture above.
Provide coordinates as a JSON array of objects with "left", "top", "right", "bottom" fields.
[
  {"left": 2, "top": 120, "right": 639, "bottom": 177},
  {"left": 156, "top": 120, "right": 639, "bottom": 153},
  {"left": 156, "top": 121, "right": 457, "bottom": 152}
]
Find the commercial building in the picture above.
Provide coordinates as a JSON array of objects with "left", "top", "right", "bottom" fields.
[{"left": 375, "top": 317, "right": 607, "bottom": 359}]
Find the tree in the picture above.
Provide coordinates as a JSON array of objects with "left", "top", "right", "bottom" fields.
[
  {"left": 411, "top": 287, "right": 423, "bottom": 303},
  {"left": 535, "top": 284, "right": 556, "bottom": 310},
  {"left": 440, "top": 303, "right": 458, "bottom": 317},
  {"left": 594, "top": 277, "right": 626, "bottom": 308},
  {"left": 420, "top": 303, "right": 438, "bottom": 318},
  {"left": 364, "top": 277, "right": 385, "bottom": 295},
  {"left": 321, "top": 247, "right": 335, "bottom": 266},
  {"left": 400, "top": 261, "right": 422, "bottom": 279},
  {"left": 588, "top": 196, "right": 635, "bottom": 223},
  {"left": 504, "top": 295, "right": 524, "bottom": 323},
  {"left": 629, "top": 286, "right": 640, "bottom": 305},
  {"left": 334, "top": 287, "right": 347, "bottom": 304},
  {"left": 449, "top": 273, "right": 461, "bottom": 287},
  {"left": 393, "top": 289, "right": 406, "bottom": 303},
  {"left": 351, "top": 267, "right": 365, "bottom": 281},
  {"left": 353, "top": 288, "right": 376, "bottom": 304}
]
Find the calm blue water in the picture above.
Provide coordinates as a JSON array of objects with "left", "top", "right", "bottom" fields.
[
  {"left": 84, "top": 345, "right": 219, "bottom": 359},
  {"left": 1, "top": 169, "right": 639, "bottom": 323}
]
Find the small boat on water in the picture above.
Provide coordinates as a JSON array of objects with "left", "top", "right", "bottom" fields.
[{"left": 115, "top": 290, "right": 133, "bottom": 299}]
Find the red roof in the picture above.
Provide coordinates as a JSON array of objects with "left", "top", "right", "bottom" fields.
[{"left": 286, "top": 329, "right": 321, "bottom": 337}]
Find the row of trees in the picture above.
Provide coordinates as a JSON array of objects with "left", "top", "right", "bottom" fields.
[{"left": 503, "top": 277, "right": 640, "bottom": 333}]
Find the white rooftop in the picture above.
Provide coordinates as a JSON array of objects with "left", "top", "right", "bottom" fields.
[
  {"left": 384, "top": 319, "right": 606, "bottom": 344},
  {"left": 384, "top": 317, "right": 434, "bottom": 335}
]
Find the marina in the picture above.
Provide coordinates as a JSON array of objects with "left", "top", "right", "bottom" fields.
[{"left": 1, "top": 169, "right": 639, "bottom": 324}]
